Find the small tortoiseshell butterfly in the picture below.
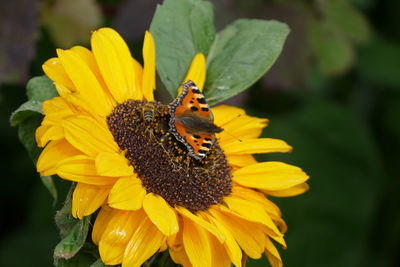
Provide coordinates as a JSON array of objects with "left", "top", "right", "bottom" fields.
[{"left": 169, "top": 80, "right": 223, "bottom": 160}]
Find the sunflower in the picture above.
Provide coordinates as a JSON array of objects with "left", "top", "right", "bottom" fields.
[{"left": 36, "top": 28, "right": 309, "bottom": 267}]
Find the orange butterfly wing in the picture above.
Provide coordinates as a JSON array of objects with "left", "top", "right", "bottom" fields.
[
  {"left": 180, "top": 84, "right": 212, "bottom": 119},
  {"left": 169, "top": 80, "right": 216, "bottom": 160},
  {"left": 173, "top": 120, "right": 214, "bottom": 159}
]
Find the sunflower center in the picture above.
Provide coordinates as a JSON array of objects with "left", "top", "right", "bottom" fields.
[{"left": 107, "top": 100, "right": 232, "bottom": 212}]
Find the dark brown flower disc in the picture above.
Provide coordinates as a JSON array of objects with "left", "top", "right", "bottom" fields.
[{"left": 107, "top": 100, "right": 232, "bottom": 212}]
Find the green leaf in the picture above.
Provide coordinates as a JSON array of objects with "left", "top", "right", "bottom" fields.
[
  {"left": 11, "top": 75, "right": 59, "bottom": 200},
  {"left": 12, "top": 101, "right": 58, "bottom": 201},
  {"left": 55, "top": 185, "right": 78, "bottom": 238},
  {"left": 54, "top": 187, "right": 92, "bottom": 265},
  {"left": 26, "top": 75, "right": 58, "bottom": 101},
  {"left": 56, "top": 243, "right": 99, "bottom": 267},
  {"left": 10, "top": 100, "right": 42, "bottom": 127},
  {"left": 150, "top": 0, "right": 215, "bottom": 97},
  {"left": 90, "top": 258, "right": 114, "bottom": 267},
  {"left": 17, "top": 114, "right": 43, "bottom": 162},
  {"left": 309, "top": 19, "right": 354, "bottom": 75},
  {"left": 54, "top": 207, "right": 91, "bottom": 263},
  {"left": 204, "top": 19, "right": 289, "bottom": 105}
]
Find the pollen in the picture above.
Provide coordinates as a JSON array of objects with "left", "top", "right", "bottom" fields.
[{"left": 107, "top": 100, "right": 232, "bottom": 212}]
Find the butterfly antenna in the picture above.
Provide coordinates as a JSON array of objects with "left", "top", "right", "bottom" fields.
[
  {"left": 216, "top": 114, "right": 243, "bottom": 142},
  {"left": 218, "top": 114, "right": 242, "bottom": 128},
  {"left": 222, "top": 130, "right": 243, "bottom": 143}
]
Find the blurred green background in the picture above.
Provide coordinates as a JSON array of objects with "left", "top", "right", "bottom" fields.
[{"left": 1, "top": 0, "right": 399, "bottom": 266}]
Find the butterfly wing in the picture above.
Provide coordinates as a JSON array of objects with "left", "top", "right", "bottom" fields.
[
  {"left": 169, "top": 80, "right": 217, "bottom": 160},
  {"left": 180, "top": 81, "right": 213, "bottom": 120},
  {"left": 170, "top": 120, "right": 214, "bottom": 160}
]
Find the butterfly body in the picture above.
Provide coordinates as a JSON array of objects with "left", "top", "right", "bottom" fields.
[{"left": 169, "top": 80, "right": 223, "bottom": 160}]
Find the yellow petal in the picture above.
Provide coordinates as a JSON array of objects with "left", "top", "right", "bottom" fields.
[
  {"left": 108, "top": 176, "right": 146, "bottom": 210},
  {"left": 265, "top": 237, "right": 283, "bottom": 267},
  {"left": 37, "top": 139, "right": 81, "bottom": 176},
  {"left": 167, "top": 232, "right": 180, "bottom": 251},
  {"left": 95, "top": 152, "right": 133, "bottom": 177},
  {"left": 202, "top": 212, "right": 242, "bottom": 267},
  {"left": 210, "top": 235, "right": 232, "bottom": 267},
  {"left": 41, "top": 109, "right": 73, "bottom": 125},
  {"left": 212, "top": 104, "right": 269, "bottom": 147},
  {"left": 178, "top": 53, "right": 206, "bottom": 94},
  {"left": 42, "top": 57, "right": 75, "bottom": 91},
  {"left": 56, "top": 155, "right": 118, "bottom": 185},
  {"left": 54, "top": 82, "right": 73, "bottom": 98},
  {"left": 176, "top": 206, "right": 224, "bottom": 243},
  {"left": 122, "top": 216, "right": 164, "bottom": 267},
  {"left": 91, "top": 28, "right": 138, "bottom": 102},
  {"left": 42, "top": 96, "right": 73, "bottom": 116},
  {"left": 233, "top": 162, "right": 309, "bottom": 191},
  {"left": 36, "top": 97, "right": 74, "bottom": 147},
  {"left": 182, "top": 216, "right": 212, "bottom": 267},
  {"left": 168, "top": 230, "right": 192, "bottom": 266},
  {"left": 99, "top": 209, "right": 144, "bottom": 265},
  {"left": 231, "top": 186, "right": 281, "bottom": 216},
  {"left": 212, "top": 105, "right": 246, "bottom": 126},
  {"left": 262, "top": 183, "right": 310, "bottom": 197},
  {"left": 222, "top": 138, "right": 292, "bottom": 155},
  {"left": 72, "top": 183, "right": 111, "bottom": 219},
  {"left": 92, "top": 205, "right": 113, "bottom": 245},
  {"left": 231, "top": 186, "right": 288, "bottom": 238},
  {"left": 215, "top": 110, "right": 268, "bottom": 144},
  {"left": 226, "top": 154, "right": 257, "bottom": 168},
  {"left": 223, "top": 196, "right": 282, "bottom": 239},
  {"left": 36, "top": 124, "right": 64, "bottom": 147},
  {"left": 142, "top": 31, "right": 156, "bottom": 101},
  {"left": 35, "top": 125, "right": 50, "bottom": 147},
  {"left": 56, "top": 48, "right": 113, "bottom": 117},
  {"left": 222, "top": 197, "right": 287, "bottom": 248},
  {"left": 160, "top": 236, "right": 168, "bottom": 252},
  {"left": 63, "top": 115, "right": 118, "bottom": 157},
  {"left": 70, "top": 46, "right": 116, "bottom": 108},
  {"left": 169, "top": 246, "right": 192, "bottom": 267},
  {"left": 209, "top": 206, "right": 265, "bottom": 259},
  {"left": 143, "top": 193, "right": 179, "bottom": 236}
]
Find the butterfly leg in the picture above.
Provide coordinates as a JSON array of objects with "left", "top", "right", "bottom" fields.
[{"left": 160, "top": 132, "right": 170, "bottom": 143}]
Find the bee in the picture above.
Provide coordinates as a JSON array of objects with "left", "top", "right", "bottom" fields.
[{"left": 142, "top": 104, "right": 155, "bottom": 124}]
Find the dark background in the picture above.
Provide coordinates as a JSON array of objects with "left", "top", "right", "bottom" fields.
[{"left": 1, "top": 0, "right": 399, "bottom": 266}]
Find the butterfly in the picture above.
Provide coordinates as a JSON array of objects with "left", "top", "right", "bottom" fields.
[{"left": 169, "top": 80, "right": 223, "bottom": 160}]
